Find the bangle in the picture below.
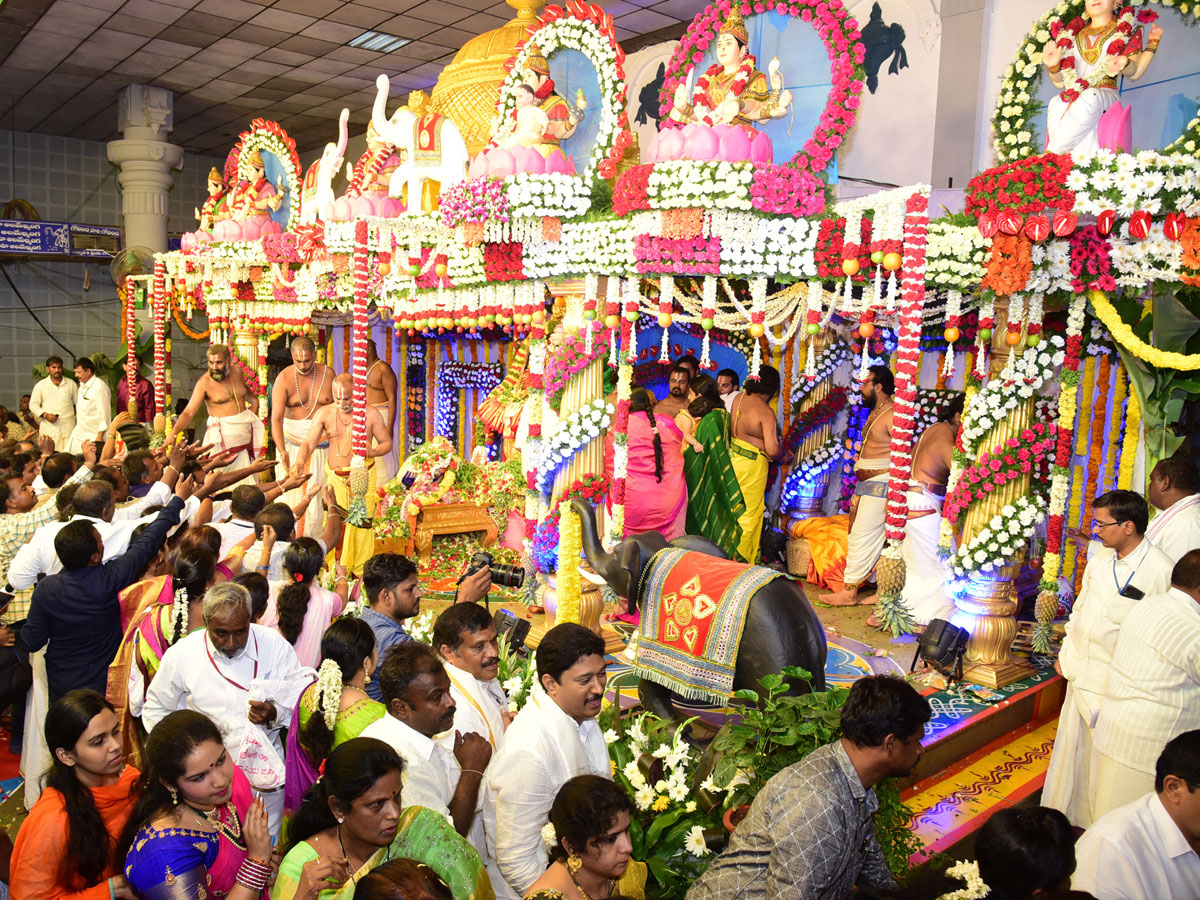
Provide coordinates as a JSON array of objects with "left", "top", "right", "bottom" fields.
[
  {"left": 236, "top": 858, "right": 272, "bottom": 892},
  {"left": 460, "top": 769, "right": 487, "bottom": 778},
  {"left": 1047, "top": 61, "right": 1061, "bottom": 73},
  {"left": 108, "top": 877, "right": 116, "bottom": 900}
]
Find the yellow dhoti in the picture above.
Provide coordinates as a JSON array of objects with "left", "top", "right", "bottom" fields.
[
  {"left": 729, "top": 438, "right": 769, "bottom": 564},
  {"left": 327, "top": 460, "right": 378, "bottom": 576}
]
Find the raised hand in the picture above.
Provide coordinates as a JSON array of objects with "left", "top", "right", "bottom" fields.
[
  {"left": 81, "top": 440, "right": 99, "bottom": 468},
  {"left": 295, "top": 856, "right": 351, "bottom": 900},
  {"left": 243, "top": 796, "right": 273, "bottom": 861},
  {"left": 453, "top": 730, "right": 493, "bottom": 771},
  {"left": 1043, "top": 40, "right": 1062, "bottom": 68},
  {"left": 37, "top": 433, "right": 55, "bottom": 455}
]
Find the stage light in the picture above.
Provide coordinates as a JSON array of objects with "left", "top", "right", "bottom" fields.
[{"left": 911, "top": 618, "right": 969, "bottom": 683}]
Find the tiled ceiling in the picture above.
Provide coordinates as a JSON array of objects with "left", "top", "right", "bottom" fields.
[{"left": 0, "top": 0, "right": 695, "bottom": 156}]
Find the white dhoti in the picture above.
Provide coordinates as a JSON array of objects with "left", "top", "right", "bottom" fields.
[
  {"left": 900, "top": 488, "right": 954, "bottom": 626},
  {"left": 372, "top": 403, "right": 398, "bottom": 486},
  {"left": 278, "top": 417, "right": 327, "bottom": 538},
  {"left": 20, "top": 649, "right": 50, "bottom": 811},
  {"left": 1043, "top": 683, "right": 1099, "bottom": 827},
  {"left": 843, "top": 462, "right": 889, "bottom": 587},
  {"left": 1046, "top": 87, "right": 1117, "bottom": 155},
  {"left": 1090, "top": 749, "right": 1154, "bottom": 822},
  {"left": 38, "top": 417, "right": 73, "bottom": 452},
  {"left": 204, "top": 409, "right": 265, "bottom": 489}
]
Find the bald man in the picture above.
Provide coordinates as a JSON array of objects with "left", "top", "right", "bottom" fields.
[
  {"left": 294, "top": 374, "right": 392, "bottom": 575},
  {"left": 271, "top": 335, "right": 335, "bottom": 536}
]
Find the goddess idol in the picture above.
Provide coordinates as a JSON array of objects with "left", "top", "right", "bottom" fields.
[
  {"left": 669, "top": 3, "right": 792, "bottom": 132},
  {"left": 1041, "top": 0, "right": 1163, "bottom": 154}
]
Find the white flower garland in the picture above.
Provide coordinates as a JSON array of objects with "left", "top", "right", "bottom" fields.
[
  {"left": 946, "top": 493, "right": 1050, "bottom": 582},
  {"left": 315, "top": 658, "right": 343, "bottom": 732},
  {"left": 926, "top": 222, "right": 989, "bottom": 291},
  {"left": 936, "top": 860, "right": 990, "bottom": 900},
  {"left": 165, "top": 587, "right": 189, "bottom": 644},
  {"left": 960, "top": 335, "right": 1065, "bottom": 453},
  {"left": 537, "top": 399, "right": 614, "bottom": 496}
]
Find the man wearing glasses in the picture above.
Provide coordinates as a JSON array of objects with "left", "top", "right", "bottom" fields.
[{"left": 1044, "top": 489, "right": 1174, "bottom": 828}]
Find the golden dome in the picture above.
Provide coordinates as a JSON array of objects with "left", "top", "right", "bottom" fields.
[{"left": 431, "top": 0, "right": 544, "bottom": 156}]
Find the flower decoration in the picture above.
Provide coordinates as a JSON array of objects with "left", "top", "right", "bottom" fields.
[
  {"left": 537, "top": 399, "right": 614, "bottom": 497},
  {"left": 225, "top": 118, "right": 303, "bottom": 232},
  {"left": 936, "top": 860, "right": 990, "bottom": 900},
  {"left": 315, "top": 658, "right": 344, "bottom": 732}
]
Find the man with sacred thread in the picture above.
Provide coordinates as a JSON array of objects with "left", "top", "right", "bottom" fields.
[
  {"left": 521, "top": 43, "right": 587, "bottom": 149},
  {"left": 271, "top": 335, "right": 335, "bottom": 537},
  {"left": 1041, "top": 0, "right": 1164, "bottom": 154},
  {"left": 365, "top": 339, "right": 400, "bottom": 485},
  {"left": 669, "top": 2, "right": 792, "bottom": 131},
  {"left": 168, "top": 344, "right": 263, "bottom": 488},
  {"left": 293, "top": 373, "right": 393, "bottom": 576}
]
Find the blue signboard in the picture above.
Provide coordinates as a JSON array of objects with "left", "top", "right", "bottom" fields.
[{"left": 0, "top": 219, "right": 122, "bottom": 258}]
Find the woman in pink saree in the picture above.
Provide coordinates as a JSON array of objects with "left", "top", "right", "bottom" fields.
[{"left": 606, "top": 388, "right": 688, "bottom": 540}]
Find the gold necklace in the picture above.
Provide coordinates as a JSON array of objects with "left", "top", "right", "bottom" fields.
[
  {"left": 568, "top": 866, "right": 613, "bottom": 900},
  {"left": 185, "top": 801, "right": 246, "bottom": 848}
]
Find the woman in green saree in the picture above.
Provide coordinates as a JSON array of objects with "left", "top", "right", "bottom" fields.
[
  {"left": 272, "top": 737, "right": 494, "bottom": 900},
  {"left": 682, "top": 375, "right": 747, "bottom": 561}
]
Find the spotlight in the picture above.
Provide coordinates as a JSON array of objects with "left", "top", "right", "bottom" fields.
[{"left": 911, "top": 618, "right": 969, "bottom": 683}]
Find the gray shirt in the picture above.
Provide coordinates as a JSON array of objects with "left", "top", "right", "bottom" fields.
[{"left": 686, "top": 741, "right": 896, "bottom": 900}]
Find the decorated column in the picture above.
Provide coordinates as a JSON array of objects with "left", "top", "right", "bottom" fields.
[{"left": 106, "top": 85, "right": 184, "bottom": 252}]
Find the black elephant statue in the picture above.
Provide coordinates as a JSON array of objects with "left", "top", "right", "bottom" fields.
[{"left": 571, "top": 499, "right": 828, "bottom": 720}]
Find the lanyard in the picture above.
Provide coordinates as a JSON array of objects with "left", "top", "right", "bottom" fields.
[
  {"left": 445, "top": 669, "right": 499, "bottom": 748},
  {"left": 204, "top": 633, "right": 258, "bottom": 690},
  {"left": 1112, "top": 542, "right": 1148, "bottom": 595}
]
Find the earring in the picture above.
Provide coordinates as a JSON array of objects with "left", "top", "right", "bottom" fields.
[
  {"left": 337, "top": 816, "right": 344, "bottom": 824},
  {"left": 567, "top": 855, "right": 582, "bottom": 876},
  {"left": 168, "top": 786, "right": 179, "bottom": 806}
]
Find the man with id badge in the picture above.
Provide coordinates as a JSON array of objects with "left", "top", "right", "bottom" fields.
[{"left": 1044, "top": 490, "right": 1174, "bottom": 827}]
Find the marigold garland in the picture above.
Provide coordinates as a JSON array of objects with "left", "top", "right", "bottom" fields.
[
  {"left": 1074, "top": 356, "right": 1096, "bottom": 457},
  {"left": 1090, "top": 289, "right": 1200, "bottom": 371},
  {"left": 980, "top": 233, "right": 1033, "bottom": 297},
  {"left": 556, "top": 499, "right": 583, "bottom": 625},
  {"left": 1118, "top": 386, "right": 1141, "bottom": 490},
  {"left": 1076, "top": 355, "right": 1112, "bottom": 593},
  {"left": 1102, "top": 364, "right": 1128, "bottom": 493}
]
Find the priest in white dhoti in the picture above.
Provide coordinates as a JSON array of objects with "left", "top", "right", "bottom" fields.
[
  {"left": 66, "top": 357, "right": 111, "bottom": 453},
  {"left": 1044, "top": 489, "right": 1173, "bottom": 827},
  {"left": 434, "top": 603, "right": 511, "bottom": 880},
  {"left": 28, "top": 356, "right": 76, "bottom": 451},
  {"left": 1146, "top": 457, "right": 1200, "bottom": 563},
  {"left": 1091, "top": 550, "right": 1200, "bottom": 820},
  {"left": 142, "top": 581, "right": 311, "bottom": 838},
  {"left": 484, "top": 624, "right": 610, "bottom": 900},
  {"left": 270, "top": 335, "right": 334, "bottom": 537},
  {"left": 366, "top": 340, "right": 400, "bottom": 485}
]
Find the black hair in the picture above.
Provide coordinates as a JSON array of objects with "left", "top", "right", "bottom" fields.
[
  {"left": 840, "top": 675, "right": 931, "bottom": 748},
  {"left": 976, "top": 806, "right": 1076, "bottom": 900},
  {"left": 1154, "top": 455, "right": 1200, "bottom": 495},
  {"left": 122, "top": 450, "right": 154, "bottom": 485},
  {"left": 0, "top": 451, "right": 13, "bottom": 473},
  {"left": 1173, "top": 550, "right": 1200, "bottom": 591},
  {"left": 46, "top": 355, "right": 63, "bottom": 367},
  {"left": 230, "top": 485, "right": 267, "bottom": 521},
  {"left": 180, "top": 459, "right": 204, "bottom": 480},
  {"left": 72, "top": 481, "right": 114, "bottom": 519},
  {"left": 744, "top": 365, "right": 781, "bottom": 399},
  {"left": 668, "top": 363, "right": 692, "bottom": 384},
  {"left": 355, "top": 859, "right": 453, "bottom": 900},
  {"left": 56, "top": 519, "right": 101, "bottom": 570},
  {"left": 254, "top": 502, "right": 296, "bottom": 541},
  {"left": 1094, "top": 489, "right": 1150, "bottom": 535},
  {"left": 867, "top": 364, "right": 895, "bottom": 396},
  {"left": 629, "top": 388, "right": 663, "bottom": 482},
  {"left": 43, "top": 690, "right": 120, "bottom": 885},
  {"left": 92, "top": 468, "right": 127, "bottom": 500},
  {"left": 938, "top": 394, "right": 965, "bottom": 423},
  {"left": 11, "top": 452, "right": 35, "bottom": 476},
  {"left": 56, "top": 482, "right": 79, "bottom": 521},
  {"left": 0, "top": 475, "right": 22, "bottom": 514},
  {"left": 548, "top": 775, "right": 635, "bottom": 863},
  {"left": 676, "top": 354, "right": 700, "bottom": 375},
  {"left": 1156, "top": 729, "right": 1200, "bottom": 792},
  {"left": 277, "top": 537, "right": 325, "bottom": 646},
  {"left": 377, "top": 642, "right": 443, "bottom": 707},
  {"left": 688, "top": 374, "right": 722, "bottom": 420},
  {"left": 116, "top": 710, "right": 225, "bottom": 863},
  {"left": 73, "top": 357, "right": 95, "bottom": 373},
  {"left": 514, "top": 83, "right": 535, "bottom": 97},
  {"left": 432, "top": 602, "right": 494, "bottom": 655},
  {"left": 300, "top": 618, "right": 377, "bottom": 762},
  {"left": 536, "top": 623, "right": 606, "bottom": 684},
  {"left": 233, "top": 571, "right": 271, "bottom": 622},
  {"left": 716, "top": 368, "right": 740, "bottom": 389},
  {"left": 41, "top": 452, "right": 77, "bottom": 489},
  {"left": 285, "top": 737, "right": 405, "bottom": 851},
  {"left": 362, "top": 553, "right": 418, "bottom": 606}
]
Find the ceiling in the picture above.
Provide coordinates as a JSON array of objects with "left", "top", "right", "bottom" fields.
[{"left": 0, "top": 0, "right": 694, "bottom": 156}]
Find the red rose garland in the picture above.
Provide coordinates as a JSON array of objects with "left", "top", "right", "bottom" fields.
[
  {"left": 692, "top": 54, "right": 759, "bottom": 127},
  {"left": 153, "top": 260, "right": 167, "bottom": 417},
  {"left": 351, "top": 220, "right": 371, "bottom": 457}
]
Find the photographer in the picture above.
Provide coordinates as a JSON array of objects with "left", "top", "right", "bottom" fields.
[{"left": 359, "top": 552, "right": 493, "bottom": 703}]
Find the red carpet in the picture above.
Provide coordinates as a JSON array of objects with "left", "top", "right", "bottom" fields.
[{"left": 0, "top": 721, "right": 21, "bottom": 781}]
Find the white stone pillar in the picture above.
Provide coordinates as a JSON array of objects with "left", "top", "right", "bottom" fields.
[{"left": 107, "top": 85, "right": 185, "bottom": 252}]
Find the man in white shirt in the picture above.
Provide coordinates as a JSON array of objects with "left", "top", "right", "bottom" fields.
[
  {"left": 717, "top": 368, "right": 742, "bottom": 412},
  {"left": 1146, "top": 457, "right": 1200, "bottom": 563},
  {"left": 142, "top": 581, "right": 310, "bottom": 838},
  {"left": 28, "top": 355, "right": 76, "bottom": 450},
  {"left": 1044, "top": 489, "right": 1174, "bottom": 827},
  {"left": 1092, "top": 549, "right": 1200, "bottom": 820},
  {"left": 66, "top": 357, "right": 111, "bottom": 454},
  {"left": 215, "top": 485, "right": 267, "bottom": 558},
  {"left": 484, "top": 623, "right": 611, "bottom": 899},
  {"left": 1074, "top": 730, "right": 1200, "bottom": 900},
  {"left": 361, "top": 642, "right": 493, "bottom": 840}
]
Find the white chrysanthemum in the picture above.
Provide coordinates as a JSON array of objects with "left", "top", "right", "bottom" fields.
[
  {"left": 634, "top": 785, "right": 656, "bottom": 811},
  {"left": 684, "top": 825, "right": 710, "bottom": 857}
]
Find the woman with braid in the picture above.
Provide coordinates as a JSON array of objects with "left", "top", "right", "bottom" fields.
[{"left": 605, "top": 388, "right": 688, "bottom": 541}]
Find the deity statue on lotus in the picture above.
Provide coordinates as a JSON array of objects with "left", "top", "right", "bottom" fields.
[
  {"left": 229, "top": 149, "right": 284, "bottom": 222},
  {"left": 194, "top": 167, "right": 229, "bottom": 233},
  {"left": 496, "top": 84, "right": 552, "bottom": 152},
  {"left": 521, "top": 43, "right": 587, "bottom": 149},
  {"left": 1042, "top": 0, "right": 1163, "bottom": 154},
  {"left": 669, "top": 3, "right": 792, "bottom": 132}
]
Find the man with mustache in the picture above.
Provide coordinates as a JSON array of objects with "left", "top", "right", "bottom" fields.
[
  {"left": 271, "top": 335, "right": 335, "bottom": 536},
  {"left": 653, "top": 363, "right": 693, "bottom": 420},
  {"left": 362, "top": 642, "right": 493, "bottom": 847},
  {"left": 167, "top": 344, "right": 263, "bottom": 488},
  {"left": 484, "top": 623, "right": 610, "bottom": 899}
]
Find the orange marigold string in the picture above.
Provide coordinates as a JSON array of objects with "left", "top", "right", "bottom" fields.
[{"left": 1076, "top": 355, "right": 1112, "bottom": 593}]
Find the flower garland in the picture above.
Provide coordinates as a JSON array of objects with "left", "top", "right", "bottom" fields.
[
  {"left": 531, "top": 475, "right": 609, "bottom": 572},
  {"left": 946, "top": 493, "right": 1050, "bottom": 583},
  {"left": 935, "top": 860, "right": 989, "bottom": 900},
  {"left": 943, "top": 422, "right": 1057, "bottom": 527},
  {"left": 1051, "top": 7, "right": 1138, "bottom": 104},
  {"left": 782, "top": 385, "right": 849, "bottom": 459},
  {"left": 556, "top": 499, "right": 583, "bottom": 625},
  {"left": 152, "top": 259, "right": 167, "bottom": 416},
  {"left": 959, "top": 335, "right": 1066, "bottom": 452},
  {"left": 545, "top": 329, "right": 612, "bottom": 410},
  {"left": 610, "top": 354, "right": 633, "bottom": 544},
  {"left": 226, "top": 118, "right": 302, "bottom": 232},
  {"left": 1102, "top": 362, "right": 1128, "bottom": 492},
  {"left": 658, "top": 0, "right": 867, "bottom": 176},
  {"left": 1118, "top": 383, "right": 1141, "bottom": 489},
  {"left": 440, "top": 178, "right": 510, "bottom": 229},
  {"left": 780, "top": 437, "right": 843, "bottom": 512},
  {"left": 1075, "top": 352, "right": 1113, "bottom": 592},
  {"left": 692, "top": 54, "right": 758, "bottom": 127},
  {"left": 315, "top": 658, "right": 343, "bottom": 731},
  {"left": 980, "top": 233, "right": 1033, "bottom": 297},
  {"left": 1090, "top": 288, "right": 1200, "bottom": 370},
  {"left": 615, "top": 161, "right": 826, "bottom": 218},
  {"left": 964, "top": 153, "right": 1074, "bottom": 220},
  {"left": 537, "top": 399, "right": 613, "bottom": 498}
]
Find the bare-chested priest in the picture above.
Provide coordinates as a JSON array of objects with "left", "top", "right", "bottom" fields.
[
  {"left": 820, "top": 365, "right": 895, "bottom": 608},
  {"left": 167, "top": 344, "right": 262, "bottom": 486},
  {"left": 365, "top": 339, "right": 399, "bottom": 484},
  {"left": 294, "top": 374, "right": 393, "bottom": 576},
  {"left": 880, "top": 395, "right": 964, "bottom": 629},
  {"left": 653, "top": 364, "right": 692, "bottom": 420},
  {"left": 271, "top": 335, "right": 335, "bottom": 536},
  {"left": 729, "top": 365, "right": 783, "bottom": 564}
]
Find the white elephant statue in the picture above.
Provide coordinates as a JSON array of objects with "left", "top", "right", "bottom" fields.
[
  {"left": 299, "top": 108, "right": 349, "bottom": 225},
  {"left": 372, "top": 74, "right": 469, "bottom": 215}
]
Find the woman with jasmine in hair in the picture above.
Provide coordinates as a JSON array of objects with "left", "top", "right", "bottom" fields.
[
  {"left": 284, "top": 618, "right": 384, "bottom": 814},
  {"left": 261, "top": 537, "right": 348, "bottom": 668}
]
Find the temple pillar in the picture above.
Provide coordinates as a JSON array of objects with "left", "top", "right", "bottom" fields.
[{"left": 106, "top": 85, "right": 185, "bottom": 253}]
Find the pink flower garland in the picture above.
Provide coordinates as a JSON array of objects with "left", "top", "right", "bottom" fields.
[
  {"left": 152, "top": 260, "right": 166, "bottom": 417},
  {"left": 351, "top": 220, "right": 370, "bottom": 458},
  {"left": 124, "top": 275, "right": 138, "bottom": 417},
  {"left": 635, "top": 235, "right": 721, "bottom": 274}
]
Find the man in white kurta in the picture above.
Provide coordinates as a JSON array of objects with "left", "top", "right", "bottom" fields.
[
  {"left": 1044, "top": 490, "right": 1174, "bottom": 827},
  {"left": 142, "top": 582, "right": 310, "bottom": 838},
  {"left": 28, "top": 357, "right": 76, "bottom": 451},
  {"left": 1073, "top": 731, "right": 1200, "bottom": 900},
  {"left": 484, "top": 624, "right": 611, "bottom": 900},
  {"left": 1091, "top": 551, "right": 1200, "bottom": 820},
  {"left": 1146, "top": 457, "right": 1200, "bottom": 563},
  {"left": 66, "top": 358, "right": 111, "bottom": 453}
]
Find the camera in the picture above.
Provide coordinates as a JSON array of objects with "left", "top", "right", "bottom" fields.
[{"left": 459, "top": 552, "right": 525, "bottom": 591}]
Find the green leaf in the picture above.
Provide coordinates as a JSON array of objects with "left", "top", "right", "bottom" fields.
[
  {"left": 730, "top": 688, "right": 760, "bottom": 702},
  {"left": 759, "top": 673, "right": 783, "bottom": 692},
  {"left": 629, "top": 815, "right": 645, "bottom": 859},
  {"left": 645, "top": 807, "right": 687, "bottom": 847},
  {"left": 645, "top": 857, "right": 675, "bottom": 887}
]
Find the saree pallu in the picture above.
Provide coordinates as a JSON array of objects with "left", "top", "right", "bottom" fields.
[
  {"left": 683, "top": 410, "right": 746, "bottom": 561},
  {"left": 729, "top": 438, "right": 768, "bottom": 564},
  {"left": 108, "top": 575, "right": 174, "bottom": 771},
  {"left": 621, "top": 412, "right": 687, "bottom": 540}
]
